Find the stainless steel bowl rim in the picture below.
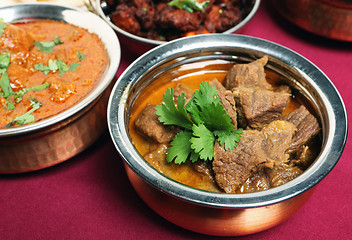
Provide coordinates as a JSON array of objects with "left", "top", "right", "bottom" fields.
[
  {"left": 108, "top": 34, "right": 348, "bottom": 209},
  {"left": 91, "top": 0, "right": 261, "bottom": 46},
  {"left": 0, "top": 3, "right": 121, "bottom": 137}
]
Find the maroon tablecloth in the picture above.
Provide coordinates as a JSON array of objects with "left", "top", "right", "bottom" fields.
[{"left": 1, "top": 1, "right": 351, "bottom": 239}]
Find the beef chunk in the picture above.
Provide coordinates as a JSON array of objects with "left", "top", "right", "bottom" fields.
[
  {"left": 135, "top": 104, "right": 178, "bottom": 143},
  {"left": 234, "top": 87, "right": 290, "bottom": 129},
  {"left": 283, "top": 105, "right": 320, "bottom": 154},
  {"left": 143, "top": 144, "right": 168, "bottom": 173},
  {"left": 212, "top": 130, "right": 273, "bottom": 193},
  {"left": 262, "top": 119, "right": 296, "bottom": 162},
  {"left": 173, "top": 83, "right": 194, "bottom": 102},
  {"left": 212, "top": 120, "right": 296, "bottom": 193},
  {"left": 223, "top": 56, "right": 272, "bottom": 91},
  {"left": 236, "top": 169, "right": 270, "bottom": 193},
  {"left": 209, "top": 79, "right": 237, "bottom": 128},
  {"left": 289, "top": 145, "right": 315, "bottom": 168},
  {"left": 265, "top": 162, "right": 303, "bottom": 187}
]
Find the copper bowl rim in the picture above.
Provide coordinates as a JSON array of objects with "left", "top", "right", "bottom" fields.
[
  {"left": 87, "top": 0, "right": 261, "bottom": 46},
  {"left": 107, "top": 34, "right": 348, "bottom": 209},
  {"left": 0, "top": 3, "right": 121, "bottom": 137}
]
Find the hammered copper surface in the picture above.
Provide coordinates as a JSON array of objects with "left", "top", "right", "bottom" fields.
[
  {"left": 125, "top": 164, "right": 314, "bottom": 236},
  {"left": 0, "top": 94, "right": 107, "bottom": 174},
  {"left": 272, "top": 0, "right": 352, "bottom": 41}
]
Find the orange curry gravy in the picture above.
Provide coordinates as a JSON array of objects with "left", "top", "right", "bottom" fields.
[
  {"left": 0, "top": 20, "right": 107, "bottom": 128},
  {"left": 129, "top": 60, "right": 304, "bottom": 193}
]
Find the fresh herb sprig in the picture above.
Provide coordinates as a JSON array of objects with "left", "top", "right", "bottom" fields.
[
  {"left": 6, "top": 98, "right": 42, "bottom": 127},
  {"left": 34, "top": 36, "right": 63, "bottom": 53},
  {"left": 0, "top": 18, "right": 6, "bottom": 36},
  {"left": 168, "top": 0, "right": 210, "bottom": 13},
  {"left": 156, "top": 81, "right": 242, "bottom": 164}
]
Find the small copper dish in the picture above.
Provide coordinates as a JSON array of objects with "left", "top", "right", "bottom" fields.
[
  {"left": 272, "top": 0, "right": 352, "bottom": 41},
  {"left": 107, "top": 34, "right": 347, "bottom": 236},
  {"left": 0, "top": 3, "right": 121, "bottom": 174},
  {"left": 86, "top": 0, "right": 261, "bottom": 54}
]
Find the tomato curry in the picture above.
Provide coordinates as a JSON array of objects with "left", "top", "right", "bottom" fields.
[{"left": 0, "top": 19, "right": 108, "bottom": 128}]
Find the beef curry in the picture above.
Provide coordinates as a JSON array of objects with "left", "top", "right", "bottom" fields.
[
  {"left": 0, "top": 19, "right": 108, "bottom": 129},
  {"left": 129, "top": 56, "right": 321, "bottom": 193}
]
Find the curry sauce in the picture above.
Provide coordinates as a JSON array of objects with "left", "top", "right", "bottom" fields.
[{"left": 0, "top": 20, "right": 108, "bottom": 128}]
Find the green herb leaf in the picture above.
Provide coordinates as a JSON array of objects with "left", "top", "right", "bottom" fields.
[
  {"left": 156, "top": 81, "right": 243, "bottom": 164},
  {"left": 190, "top": 124, "right": 215, "bottom": 161},
  {"left": 7, "top": 98, "right": 42, "bottom": 127},
  {"left": 34, "top": 36, "right": 63, "bottom": 53},
  {"left": 14, "top": 82, "right": 50, "bottom": 103},
  {"left": 6, "top": 99, "right": 15, "bottom": 110},
  {"left": 166, "top": 130, "right": 194, "bottom": 164},
  {"left": 69, "top": 62, "right": 80, "bottom": 71},
  {"left": 0, "top": 72, "right": 14, "bottom": 98},
  {"left": 56, "top": 60, "right": 69, "bottom": 76},
  {"left": 155, "top": 88, "right": 193, "bottom": 130},
  {"left": 76, "top": 51, "right": 86, "bottom": 61},
  {"left": 0, "top": 52, "right": 10, "bottom": 74},
  {"left": 0, "top": 18, "right": 6, "bottom": 36},
  {"left": 215, "top": 128, "right": 243, "bottom": 150},
  {"left": 168, "top": 0, "right": 209, "bottom": 13}
]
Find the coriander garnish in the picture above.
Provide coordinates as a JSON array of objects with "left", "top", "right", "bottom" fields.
[
  {"left": 0, "top": 18, "right": 6, "bottom": 36},
  {"left": 6, "top": 98, "right": 42, "bottom": 127},
  {"left": 156, "top": 81, "right": 242, "bottom": 164},
  {"left": 168, "top": 0, "right": 209, "bottom": 13},
  {"left": 34, "top": 36, "right": 63, "bottom": 53},
  {"left": 34, "top": 59, "right": 80, "bottom": 76}
]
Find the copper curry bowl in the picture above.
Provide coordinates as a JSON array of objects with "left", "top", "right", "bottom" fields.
[
  {"left": 272, "top": 0, "right": 352, "bottom": 41},
  {"left": 0, "top": 3, "right": 121, "bottom": 173},
  {"left": 86, "top": 0, "right": 261, "bottom": 54},
  {"left": 108, "top": 34, "right": 347, "bottom": 236}
]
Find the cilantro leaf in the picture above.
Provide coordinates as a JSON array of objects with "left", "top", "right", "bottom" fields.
[
  {"left": 155, "top": 81, "right": 243, "bottom": 164},
  {"left": 14, "top": 82, "right": 50, "bottom": 103},
  {"left": 77, "top": 51, "right": 86, "bottom": 61},
  {"left": 156, "top": 88, "right": 193, "bottom": 130},
  {"left": 166, "top": 130, "right": 193, "bottom": 164},
  {"left": 190, "top": 124, "right": 215, "bottom": 161},
  {"left": 69, "top": 62, "right": 80, "bottom": 71},
  {"left": 0, "top": 52, "right": 10, "bottom": 74},
  {"left": 215, "top": 128, "right": 243, "bottom": 150},
  {"left": 7, "top": 98, "right": 42, "bottom": 127},
  {"left": 168, "top": 0, "right": 209, "bottom": 13},
  {"left": 0, "top": 18, "right": 6, "bottom": 36},
  {"left": 0, "top": 72, "right": 14, "bottom": 98},
  {"left": 34, "top": 36, "right": 63, "bottom": 53},
  {"left": 56, "top": 60, "right": 69, "bottom": 76}
]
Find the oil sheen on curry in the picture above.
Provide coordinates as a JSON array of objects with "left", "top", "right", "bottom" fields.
[
  {"left": 0, "top": 19, "right": 107, "bottom": 128},
  {"left": 129, "top": 56, "right": 321, "bottom": 193}
]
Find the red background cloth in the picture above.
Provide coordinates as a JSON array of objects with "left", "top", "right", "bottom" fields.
[{"left": 1, "top": 1, "right": 351, "bottom": 239}]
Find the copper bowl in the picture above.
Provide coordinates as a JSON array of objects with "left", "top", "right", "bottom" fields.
[
  {"left": 85, "top": 0, "right": 261, "bottom": 55},
  {"left": 0, "top": 3, "right": 121, "bottom": 174},
  {"left": 272, "top": 0, "right": 352, "bottom": 41},
  {"left": 107, "top": 34, "right": 347, "bottom": 236}
]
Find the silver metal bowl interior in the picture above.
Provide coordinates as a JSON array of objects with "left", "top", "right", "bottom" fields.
[
  {"left": 108, "top": 34, "right": 347, "bottom": 209},
  {"left": 0, "top": 3, "right": 121, "bottom": 137}
]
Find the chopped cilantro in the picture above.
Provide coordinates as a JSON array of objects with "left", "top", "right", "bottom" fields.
[
  {"left": 69, "top": 62, "right": 80, "bottom": 71},
  {"left": 156, "top": 81, "right": 242, "bottom": 164},
  {"left": 0, "top": 52, "right": 10, "bottom": 74},
  {"left": 14, "top": 82, "right": 50, "bottom": 103},
  {"left": 34, "top": 36, "right": 63, "bottom": 53},
  {"left": 168, "top": 0, "right": 209, "bottom": 13},
  {"left": 0, "top": 72, "right": 14, "bottom": 98},
  {"left": 6, "top": 98, "right": 42, "bottom": 127},
  {"left": 0, "top": 18, "right": 6, "bottom": 36},
  {"left": 34, "top": 59, "right": 78, "bottom": 76},
  {"left": 76, "top": 51, "right": 86, "bottom": 61}
]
